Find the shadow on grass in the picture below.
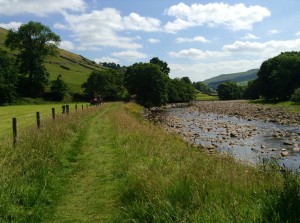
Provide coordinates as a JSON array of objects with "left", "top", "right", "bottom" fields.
[{"left": 261, "top": 171, "right": 300, "bottom": 223}]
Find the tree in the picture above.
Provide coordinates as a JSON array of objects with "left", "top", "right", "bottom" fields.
[
  {"left": 83, "top": 69, "right": 127, "bottom": 101},
  {"left": 150, "top": 57, "right": 170, "bottom": 76},
  {"left": 124, "top": 63, "right": 169, "bottom": 107},
  {"left": 5, "top": 21, "right": 61, "bottom": 97},
  {"left": 0, "top": 50, "right": 18, "bottom": 104},
  {"left": 256, "top": 52, "right": 300, "bottom": 100},
  {"left": 193, "top": 81, "right": 212, "bottom": 94},
  {"left": 50, "top": 74, "right": 68, "bottom": 101},
  {"left": 168, "top": 77, "right": 195, "bottom": 103},
  {"left": 290, "top": 88, "right": 300, "bottom": 102},
  {"left": 217, "top": 82, "right": 242, "bottom": 100}
]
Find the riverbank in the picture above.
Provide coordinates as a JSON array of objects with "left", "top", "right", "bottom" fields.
[{"left": 147, "top": 100, "right": 300, "bottom": 170}]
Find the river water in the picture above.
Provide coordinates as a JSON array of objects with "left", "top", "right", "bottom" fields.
[{"left": 156, "top": 107, "right": 300, "bottom": 171}]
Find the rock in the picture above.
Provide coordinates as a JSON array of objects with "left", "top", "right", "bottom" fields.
[
  {"left": 281, "top": 151, "right": 289, "bottom": 157},
  {"left": 283, "top": 141, "right": 294, "bottom": 146},
  {"left": 293, "top": 147, "right": 300, "bottom": 151},
  {"left": 230, "top": 132, "right": 238, "bottom": 137}
]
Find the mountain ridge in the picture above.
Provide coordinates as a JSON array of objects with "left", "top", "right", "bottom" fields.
[{"left": 204, "top": 69, "right": 259, "bottom": 89}]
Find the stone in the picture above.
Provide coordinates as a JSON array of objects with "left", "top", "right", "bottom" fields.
[
  {"left": 281, "top": 151, "right": 289, "bottom": 157},
  {"left": 283, "top": 141, "right": 294, "bottom": 146}
]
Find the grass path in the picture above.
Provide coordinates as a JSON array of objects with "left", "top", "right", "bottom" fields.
[{"left": 46, "top": 103, "right": 120, "bottom": 223}]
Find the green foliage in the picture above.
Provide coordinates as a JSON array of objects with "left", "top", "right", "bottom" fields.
[
  {"left": 5, "top": 21, "right": 61, "bottom": 97},
  {"left": 243, "top": 79, "right": 260, "bottom": 99},
  {"left": 83, "top": 69, "right": 127, "bottom": 101},
  {"left": 150, "top": 57, "right": 170, "bottom": 76},
  {"left": 256, "top": 51, "right": 300, "bottom": 100},
  {"left": 125, "top": 63, "right": 169, "bottom": 107},
  {"left": 50, "top": 74, "right": 68, "bottom": 101},
  {"left": 290, "top": 88, "right": 300, "bottom": 102},
  {"left": 168, "top": 77, "right": 195, "bottom": 102},
  {"left": 217, "top": 81, "right": 243, "bottom": 100},
  {"left": 193, "top": 81, "right": 212, "bottom": 94},
  {"left": 0, "top": 49, "right": 18, "bottom": 104}
]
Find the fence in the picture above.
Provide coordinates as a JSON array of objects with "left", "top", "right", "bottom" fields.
[{"left": 11, "top": 103, "right": 98, "bottom": 146}]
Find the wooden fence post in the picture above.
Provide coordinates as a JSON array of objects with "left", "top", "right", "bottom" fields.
[
  {"left": 12, "top": 118, "right": 17, "bottom": 146},
  {"left": 75, "top": 104, "right": 78, "bottom": 112},
  {"left": 62, "top": 105, "right": 66, "bottom": 114},
  {"left": 66, "top": 105, "right": 69, "bottom": 115},
  {"left": 52, "top": 108, "right": 55, "bottom": 120},
  {"left": 36, "top": 112, "right": 41, "bottom": 128},
  {"left": 82, "top": 105, "right": 84, "bottom": 111}
]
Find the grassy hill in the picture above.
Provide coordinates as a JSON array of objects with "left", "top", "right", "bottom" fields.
[
  {"left": 204, "top": 68, "right": 259, "bottom": 89},
  {"left": 0, "top": 27, "right": 107, "bottom": 94}
]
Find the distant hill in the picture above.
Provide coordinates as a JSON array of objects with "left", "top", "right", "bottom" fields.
[
  {"left": 0, "top": 27, "right": 107, "bottom": 94},
  {"left": 204, "top": 69, "right": 259, "bottom": 89}
]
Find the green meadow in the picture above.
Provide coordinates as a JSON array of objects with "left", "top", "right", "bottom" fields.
[
  {"left": 0, "top": 102, "right": 299, "bottom": 222},
  {"left": 0, "top": 103, "right": 88, "bottom": 140}
]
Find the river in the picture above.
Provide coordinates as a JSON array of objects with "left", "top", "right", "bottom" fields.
[{"left": 149, "top": 101, "right": 300, "bottom": 171}]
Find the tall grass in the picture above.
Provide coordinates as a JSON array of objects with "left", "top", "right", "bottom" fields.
[
  {"left": 110, "top": 103, "right": 300, "bottom": 222},
  {"left": 0, "top": 107, "right": 98, "bottom": 222}
]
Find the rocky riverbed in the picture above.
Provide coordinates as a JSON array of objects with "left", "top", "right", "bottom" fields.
[{"left": 147, "top": 101, "right": 300, "bottom": 170}]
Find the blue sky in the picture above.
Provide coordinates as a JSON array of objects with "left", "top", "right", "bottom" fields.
[{"left": 1, "top": 0, "right": 300, "bottom": 81}]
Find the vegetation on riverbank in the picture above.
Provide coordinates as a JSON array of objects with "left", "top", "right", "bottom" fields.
[{"left": 0, "top": 102, "right": 299, "bottom": 222}]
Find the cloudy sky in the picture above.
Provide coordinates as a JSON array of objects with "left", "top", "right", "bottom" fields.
[{"left": 1, "top": 0, "right": 300, "bottom": 81}]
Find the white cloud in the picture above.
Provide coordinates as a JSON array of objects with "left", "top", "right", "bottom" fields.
[
  {"left": 223, "top": 39, "right": 300, "bottom": 58},
  {"left": 123, "top": 13, "right": 161, "bottom": 32},
  {"left": 53, "top": 23, "right": 68, "bottom": 30},
  {"left": 296, "top": 31, "right": 300, "bottom": 37},
  {"left": 169, "top": 48, "right": 229, "bottom": 60},
  {"left": 164, "top": 2, "right": 270, "bottom": 33},
  {"left": 176, "top": 36, "right": 209, "bottom": 43},
  {"left": 243, "top": 33, "right": 259, "bottom": 40},
  {"left": 0, "top": 21, "right": 22, "bottom": 30},
  {"left": 94, "top": 56, "right": 119, "bottom": 64},
  {"left": 59, "top": 41, "right": 75, "bottom": 50},
  {"left": 268, "top": 29, "right": 281, "bottom": 35},
  {"left": 0, "top": 0, "right": 86, "bottom": 16},
  {"left": 148, "top": 38, "right": 160, "bottom": 43},
  {"left": 63, "top": 8, "right": 161, "bottom": 50},
  {"left": 111, "top": 50, "right": 147, "bottom": 61},
  {"left": 169, "top": 59, "right": 261, "bottom": 82}
]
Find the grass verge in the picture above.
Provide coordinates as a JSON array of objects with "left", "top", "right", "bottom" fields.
[{"left": 1, "top": 102, "right": 299, "bottom": 222}]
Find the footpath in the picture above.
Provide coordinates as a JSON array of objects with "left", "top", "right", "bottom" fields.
[{"left": 45, "top": 103, "right": 120, "bottom": 223}]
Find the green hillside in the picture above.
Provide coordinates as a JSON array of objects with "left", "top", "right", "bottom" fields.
[
  {"left": 204, "top": 69, "right": 259, "bottom": 89},
  {"left": 0, "top": 27, "right": 107, "bottom": 94}
]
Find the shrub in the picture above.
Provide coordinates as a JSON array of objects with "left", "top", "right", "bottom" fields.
[{"left": 290, "top": 88, "right": 300, "bottom": 102}]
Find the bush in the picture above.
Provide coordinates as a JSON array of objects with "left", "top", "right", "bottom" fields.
[{"left": 290, "top": 88, "right": 300, "bottom": 102}]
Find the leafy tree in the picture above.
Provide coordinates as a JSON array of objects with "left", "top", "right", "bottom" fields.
[
  {"left": 0, "top": 50, "right": 18, "bottom": 104},
  {"left": 168, "top": 77, "right": 195, "bottom": 103},
  {"left": 290, "top": 88, "right": 300, "bottom": 102},
  {"left": 193, "top": 81, "right": 212, "bottom": 94},
  {"left": 217, "top": 81, "right": 242, "bottom": 100},
  {"left": 150, "top": 57, "right": 170, "bottom": 76},
  {"left": 243, "top": 79, "right": 260, "bottom": 99},
  {"left": 83, "top": 70, "right": 127, "bottom": 101},
  {"left": 50, "top": 74, "right": 68, "bottom": 101},
  {"left": 5, "top": 21, "right": 61, "bottom": 97},
  {"left": 124, "top": 63, "right": 169, "bottom": 107},
  {"left": 256, "top": 52, "right": 300, "bottom": 100}
]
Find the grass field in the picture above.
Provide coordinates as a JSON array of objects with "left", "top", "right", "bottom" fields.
[
  {"left": 0, "top": 103, "right": 89, "bottom": 140},
  {"left": 0, "top": 102, "right": 299, "bottom": 222},
  {"left": 194, "top": 92, "right": 219, "bottom": 101},
  {"left": 250, "top": 99, "right": 300, "bottom": 113}
]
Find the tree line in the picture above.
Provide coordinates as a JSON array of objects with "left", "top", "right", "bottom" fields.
[
  {"left": 0, "top": 21, "right": 196, "bottom": 106},
  {"left": 83, "top": 58, "right": 195, "bottom": 107},
  {"left": 0, "top": 21, "right": 67, "bottom": 104},
  {"left": 217, "top": 51, "right": 300, "bottom": 102}
]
